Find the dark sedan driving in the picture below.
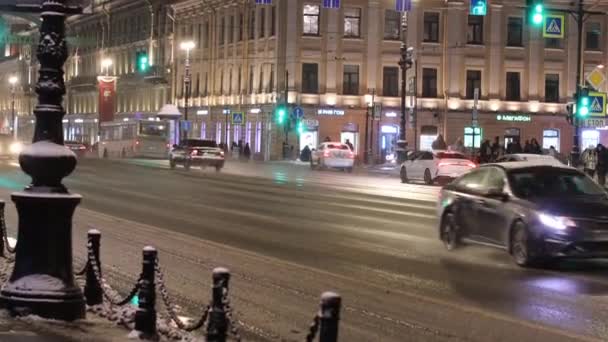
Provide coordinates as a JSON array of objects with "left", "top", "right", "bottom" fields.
[{"left": 437, "top": 162, "right": 608, "bottom": 267}]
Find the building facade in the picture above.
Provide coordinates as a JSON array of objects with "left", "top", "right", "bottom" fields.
[{"left": 172, "top": 0, "right": 608, "bottom": 161}]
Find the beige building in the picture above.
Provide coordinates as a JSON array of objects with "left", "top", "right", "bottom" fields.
[{"left": 172, "top": 0, "right": 608, "bottom": 161}]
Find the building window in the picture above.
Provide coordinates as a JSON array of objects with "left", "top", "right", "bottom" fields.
[
  {"left": 423, "top": 12, "right": 439, "bottom": 43},
  {"left": 220, "top": 72, "right": 224, "bottom": 95},
  {"left": 344, "top": 8, "right": 361, "bottom": 38},
  {"left": 197, "top": 24, "right": 202, "bottom": 48},
  {"left": 216, "top": 122, "right": 222, "bottom": 144},
  {"left": 545, "top": 74, "right": 560, "bottom": 103},
  {"left": 543, "top": 129, "right": 560, "bottom": 151},
  {"left": 249, "top": 9, "right": 255, "bottom": 39},
  {"left": 258, "top": 67, "right": 264, "bottom": 93},
  {"left": 249, "top": 66, "right": 254, "bottom": 94},
  {"left": 506, "top": 72, "right": 521, "bottom": 101},
  {"left": 239, "top": 14, "right": 244, "bottom": 41},
  {"left": 204, "top": 22, "right": 209, "bottom": 48},
  {"left": 506, "top": 17, "right": 523, "bottom": 47},
  {"left": 271, "top": 6, "right": 276, "bottom": 37},
  {"left": 303, "top": 4, "right": 320, "bottom": 36},
  {"left": 255, "top": 122, "right": 262, "bottom": 153},
  {"left": 467, "top": 15, "right": 483, "bottom": 45},
  {"left": 384, "top": 10, "right": 401, "bottom": 40},
  {"left": 586, "top": 22, "right": 601, "bottom": 51},
  {"left": 382, "top": 67, "right": 399, "bottom": 97},
  {"left": 343, "top": 65, "right": 359, "bottom": 95},
  {"left": 302, "top": 63, "right": 319, "bottom": 94},
  {"left": 204, "top": 73, "right": 208, "bottom": 96},
  {"left": 545, "top": 38, "right": 562, "bottom": 49},
  {"left": 268, "top": 66, "right": 275, "bottom": 92},
  {"left": 422, "top": 68, "right": 437, "bottom": 98},
  {"left": 220, "top": 17, "right": 225, "bottom": 45},
  {"left": 259, "top": 7, "right": 266, "bottom": 38},
  {"left": 237, "top": 67, "right": 242, "bottom": 94},
  {"left": 466, "top": 70, "right": 481, "bottom": 99},
  {"left": 229, "top": 16, "right": 234, "bottom": 43}
]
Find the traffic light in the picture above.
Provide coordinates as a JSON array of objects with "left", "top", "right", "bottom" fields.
[
  {"left": 136, "top": 51, "right": 149, "bottom": 73},
  {"left": 275, "top": 105, "right": 286, "bottom": 124},
  {"left": 469, "top": 0, "right": 487, "bottom": 16},
  {"left": 527, "top": 0, "right": 544, "bottom": 26},
  {"left": 576, "top": 86, "right": 590, "bottom": 118}
]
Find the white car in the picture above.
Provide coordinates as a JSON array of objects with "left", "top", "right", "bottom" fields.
[
  {"left": 310, "top": 142, "right": 355, "bottom": 172},
  {"left": 400, "top": 150, "right": 477, "bottom": 185},
  {"left": 495, "top": 153, "right": 564, "bottom": 165}
]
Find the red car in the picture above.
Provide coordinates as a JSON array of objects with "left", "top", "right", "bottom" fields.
[{"left": 65, "top": 141, "right": 87, "bottom": 158}]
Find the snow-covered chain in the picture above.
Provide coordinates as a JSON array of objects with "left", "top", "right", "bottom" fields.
[{"left": 155, "top": 257, "right": 211, "bottom": 332}]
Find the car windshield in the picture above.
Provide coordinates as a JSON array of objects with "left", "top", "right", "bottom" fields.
[
  {"left": 509, "top": 167, "right": 606, "bottom": 199},
  {"left": 326, "top": 144, "right": 349, "bottom": 150},
  {"left": 183, "top": 139, "right": 217, "bottom": 148},
  {"left": 435, "top": 152, "right": 466, "bottom": 159}
]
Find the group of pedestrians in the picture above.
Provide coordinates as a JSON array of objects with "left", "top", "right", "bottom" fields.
[
  {"left": 219, "top": 140, "right": 251, "bottom": 161},
  {"left": 477, "top": 137, "right": 544, "bottom": 164},
  {"left": 582, "top": 144, "right": 608, "bottom": 186}
]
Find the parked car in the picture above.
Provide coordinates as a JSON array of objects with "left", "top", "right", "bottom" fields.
[
  {"left": 496, "top": 153, "right": 563, "bottom": 165},
  {"left": 169, "top": 139, "right": 225, "bottom": 171},
  {"left": 65, "top": 141, "right": 87, "bottom": 158},
  {"left": 310, "top": 142, "right": 355, "bottom": 172},
  {"left": 437, "top": 162, "right": 608, "bottom": 267},
  {"left": 400, "top": 150, "right": 476, "bottom": 185}
]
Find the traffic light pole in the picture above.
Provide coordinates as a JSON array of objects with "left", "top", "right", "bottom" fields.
[{"left": 571, "top": 0, "right": 585, "bottom": 166}]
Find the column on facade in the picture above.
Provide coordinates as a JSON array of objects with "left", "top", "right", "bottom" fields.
[
  {"left": 487, "top": 4, "right": 503, "bottom": 99},
  {"left": 446, "top": 1, "right": 465, "bottom": 98}
]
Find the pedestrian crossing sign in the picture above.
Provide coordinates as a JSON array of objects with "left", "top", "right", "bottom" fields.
[
  {"left": 588, "top": 91, "right": 607, "bottom": 117},
  {"left": 232, "top": 112, "right": 245, "bottom": 124},
  {"left": 543, "top": 14, "right": 564, "bottom": 39}
]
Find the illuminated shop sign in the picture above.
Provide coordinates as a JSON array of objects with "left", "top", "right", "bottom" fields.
[
  {"left": 496, "top": 114, "right": 531, "bottom": 122},
  {"left": 317, "top": 108, "right": 345, "bottom": 116}
]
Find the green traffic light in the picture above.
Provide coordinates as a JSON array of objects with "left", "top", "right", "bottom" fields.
[
  {"left": 582, "top": 97, "right": 589, "bottom": 106},
  {"left": 533, "top": 13, "right": 543, "bottom": 24},
  {"left": 277, "top": 107, "right": 286, "bottom": 124},
  {"left": 580, "top": 107, "right": 589, "bottom": 116},
  {"left": 534, "top": 4, "right": 543, "bottom": 12},
  {"left": 297, "top": 122, "right": 303, "bottom": 134},
  {"left": 138, "top": 55, "right": 148, "bottom": 72}
]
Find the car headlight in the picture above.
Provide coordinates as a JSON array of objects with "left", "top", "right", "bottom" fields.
[
  {"left": 9, "top": 142, "right": 22, "bottom": 155},
  {"left": 538, "top": 213, "right": 576, "bottom": 231}
]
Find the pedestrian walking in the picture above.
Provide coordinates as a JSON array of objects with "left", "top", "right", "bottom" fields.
[
  {"left": 345, "top": 139, "right": 354, "bottom": 151},
  {"left": 243, "top": 143, "right": 251, "bottom": 160},
  {"left": 479, "top": 140, "right": 491, "bottom": 164},
  {"left": 582, "top": 145, "right": 597, "bottom": 178},
  {"left": 523, "top": 140, "right": 532, "bottom": 154},
  {"left": 491, "top": 136, "right": 501, "bottom": 161},
  {"left": 324, "top": 136, "right": 331, "bottom": 142},
  {"left": 432, "top": 134, "right": 447, "bottom": 150},
  {"left": 452, "top": 137, "right": 466, "bottom": 153},
  {"left": 530, "top": 138, "right": 542, "bottom": 154},
  {"left": 596, "top": 144, "right": 608, "bottom": 186}
]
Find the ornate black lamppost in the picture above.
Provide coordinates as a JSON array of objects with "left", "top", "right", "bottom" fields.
[{"left": 0, "top": 0, "right": 85, "bottom": 320}]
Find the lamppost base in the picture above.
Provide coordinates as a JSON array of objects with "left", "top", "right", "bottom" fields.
[{"left": 0, "top": 192, "right": 85, "bottom": 321}]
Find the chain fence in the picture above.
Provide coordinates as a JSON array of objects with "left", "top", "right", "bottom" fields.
[{"left": 0, "top": 220, "right": 343, "bottom": 342}]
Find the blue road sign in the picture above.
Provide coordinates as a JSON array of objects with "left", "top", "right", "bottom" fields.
[
  {"left": 293, "top": 106, "right": 304, "bottom": 119},
  {"left": 232, "top": 112, "right": 245, "bottom": 124},
  {"left": 396, "top": 0, "right": 411, "bottom": 12},
  {"left": 181, "top": 120, "right": 192, "bottom": 131},
  {"left": 543, "top": 14, "right": 565, "bottom": 39},
  {"left": 255, "top": 0, "right": 272, "bottom": 4},
  {"left": 589, "top": 91, "right": 607, "bottom": 117},
  {"left": 323, "top": 0, "right": 340, "bottom": 9}
]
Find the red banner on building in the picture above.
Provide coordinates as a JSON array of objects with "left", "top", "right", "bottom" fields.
[{"left": 97, "top": 76, "right": 117, "bottom": 123}]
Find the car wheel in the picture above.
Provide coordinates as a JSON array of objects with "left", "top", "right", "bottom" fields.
[
  {"left": 440, "top": 212, "right": 459, "bottom": 251},
  {"left": 424, "top": 169, "right": 433, "bottom": 185},
  {"left": 400, "top": 167, "right": 408, "bottom": 183},
  {"left": 184, "top": 161, "right": 191, "bottom": 171},
  {"left": 169, "top": 158, "right": 176, "bottom": 169},
  {"left": 510, "top": 222, "right": 538, "bottom": 267}
]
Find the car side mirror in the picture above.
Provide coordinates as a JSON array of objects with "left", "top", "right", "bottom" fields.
[{"left": 486, "top": 188, "right": 509, "bottom": 201}]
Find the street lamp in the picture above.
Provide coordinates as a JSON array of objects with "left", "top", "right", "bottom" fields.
[
  {"left": 101, "top": 58, "right": 113, "bottom": 76},
  {"left": 180, "top": 41, "right": 195, "bottom": 141},
  {"left": 8, "top": 76, "right": 18, "bottom": 139}
]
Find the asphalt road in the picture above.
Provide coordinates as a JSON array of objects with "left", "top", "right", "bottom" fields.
[{"left": 0, "top": 158, "right": 606, "bottom": 341}]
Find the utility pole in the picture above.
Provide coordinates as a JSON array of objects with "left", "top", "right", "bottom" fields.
[
  {"left": 397, "top": 12, "right": 408, "bottom": 163},
  {"left": 284, "top": 69, "right": 289, "bottom": 145},
  {"left": 184, "top": 50, "right": 191, "bottom": 141},
  {"left": 571, "top": 0, "right": 585, "bottom": 166}
]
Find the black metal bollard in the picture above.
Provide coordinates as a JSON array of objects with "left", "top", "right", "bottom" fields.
[
  {"left": 319, "top": 292, "right": 341, "bottom": 342},
  {"left": 133, "top": 246, "right": 158, "bottom": 340},
  {"left": 84, "top": 229, "right": 102, "bottom": 306},
  {"left": 206, "top": 267, "right": 230, "bottom": 342},
  {"left": 0, "top": 200, "right": 5, "bottom": 257}
]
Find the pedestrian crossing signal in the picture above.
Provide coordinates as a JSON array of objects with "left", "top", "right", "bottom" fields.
[{"left": 576, "top": 86, "right": 590, "bottom": 118}]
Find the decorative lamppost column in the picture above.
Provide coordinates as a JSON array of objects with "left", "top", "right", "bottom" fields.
[
  {"left": 0, "top": 0, "right": 85, "bottom": 321},
  {"left": 9, "top": 76, "right": 18, "bottom": 139},
  {"left": 180, "top": 41, "right": 195, "bottom": 141}
]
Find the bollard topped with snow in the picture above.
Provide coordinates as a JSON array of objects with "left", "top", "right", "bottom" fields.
[
  {"left": 87, "top": 228, "right": 101, "bottom": 236},
  {"left": 19, "top": 141, "right": 77, "bottom": 194},
  {"left": 319, "top": 291, "right": 341, "bottom": 342}
]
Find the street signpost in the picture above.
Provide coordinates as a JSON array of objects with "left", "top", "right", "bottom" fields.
[
  {"left": 588, "top": 91, "right": 607, "bottom": 117},
  {"left": 373, "top": 103, "right": 382, "bottom": 120},
  {"left": 293, "top": 106, "right": 304, "bottom": 119},
  {"left": 543, "top": 14, "right": 565, "bottom": 38},
  {"left": 587, "top": 68, "right": 606, "bottom": 91},
  {"left": 231, "top": 112, "right": 245, "bottom": 125}
]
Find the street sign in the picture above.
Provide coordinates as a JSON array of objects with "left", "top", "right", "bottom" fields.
[
  {"left": 395, "top": 0, "right": 411, "bottom": 12},
  {"left": 231, "top": 112, "right": 245, "bottom": 124},
  {"left": 322, "top": 0, "right": 340, "bottom": 9},
  {"left": 543, "top": 14, "right": 565, "bottom": 39},
  {"left": 587, "top": 69, "right": 606, "bottom": 91},
  {"left": 582, "top": 118, "right": 607, "bottom": 128},
  {"left": 181, "top": 120, "right": 191, "bottom": 131},
  {"left": 293, "top": 106, "right": 304, "bottom": 119},
  {"left": 588, "top": 91, "right": 607, "bottom": 117}
]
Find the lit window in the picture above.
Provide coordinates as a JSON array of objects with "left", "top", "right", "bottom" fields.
[
  {"left": 303, "top": 4, "right": 320, "bottom": 36},
  {"left": 344, "top": 8, "right": 361, "bottom": 38}
]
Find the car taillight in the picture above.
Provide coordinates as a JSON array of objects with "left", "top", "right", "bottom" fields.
[
  {"left": 135, "top": 140, "right": 140, "bottom": 145},
  {"left": 467, "top": 161, "right": 477, "bottom": 168},
  {"left": 78, "top": 146, "right": 86, "bottom": 150},
  {"left": 219, "top": 151, "right": 224, "bottom": 157},
  {"left": 323, "top": 151, "right": 330, "bottom": 158},
  {"left": 348, "top": 151, "right": 354, "bottom": 159},
  {"left": 190, "top": 150, "right": 198, "bottom": 156}
]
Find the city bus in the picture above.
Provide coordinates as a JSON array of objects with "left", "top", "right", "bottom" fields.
[{"left": 98, "top": 118, "right": 172, "bottom": 159}]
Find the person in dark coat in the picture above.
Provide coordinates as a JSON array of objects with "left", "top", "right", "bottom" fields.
[
  {"left": 530, "top": 138, "right": 542, "bottom": 154},
  {"left": 479, "top": 139, "right": 491, "bottom": 164},
  {"left": 243, "top": 143, "right": 251, "bottom": 160},
  {"left": 523, "top": 140, "right": 532, "bottom": 153},
  {"left": 491, "top": 136, "right": 501, "bottom": 161},
  {"left": 596, "top": 144, "right": 608, "bottom": 186},
  {"left": 300, "top": 145, "right": 311, "bottom": 162}
]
